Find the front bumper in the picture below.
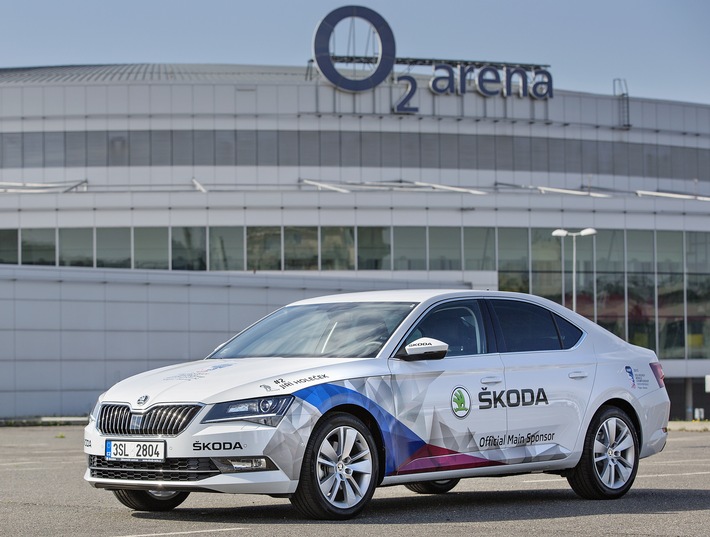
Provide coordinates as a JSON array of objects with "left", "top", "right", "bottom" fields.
[{"left": 83, "top": 420, "right": 300, "bottom": 495}]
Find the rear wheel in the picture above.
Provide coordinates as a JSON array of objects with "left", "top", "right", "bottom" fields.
[
  {"left": 112, "top": 489, "right": 190, "bottom": 511},
  {"left": 567, "top": 406, "right": 639, "bottom": 499},
  {"left": 404, "top": 478, "right": 460, "bottom": 494},
  {"left": 291, "top": 412, "right": 379, "bottom": 520}
]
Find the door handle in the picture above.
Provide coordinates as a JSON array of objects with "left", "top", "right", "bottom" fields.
[
  {"left": 568, "top": 371, "right": 588, "bottom": 379},
  {"left": 481, "top": 376, "right": 503, "bottom": 385}
]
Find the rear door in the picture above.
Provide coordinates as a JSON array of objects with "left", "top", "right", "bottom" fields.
[
  {"left": 388, "top": 299, "right": 507, "bottom": 475},
  {"left": 488, "top": 299, "right": 596, "bottom": 464}
]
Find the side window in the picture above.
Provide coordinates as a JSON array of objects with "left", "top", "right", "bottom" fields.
[
  {"left": 554, "top": 313, "right": 583, "bottom": 349},
  {"left": 405, "top": 301, "right": 487, "bottom": 356},
  {"left": 490, "top": 300, "right": 561, "bottom": 352}
]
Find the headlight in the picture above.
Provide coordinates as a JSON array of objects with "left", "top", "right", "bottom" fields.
[{"left": 202, "top": 396, "right": 294, "bottom": 426}]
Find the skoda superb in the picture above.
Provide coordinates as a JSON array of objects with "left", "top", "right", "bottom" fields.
[{"left": 84, "top": 290, "right": 670, "bottom": 519}]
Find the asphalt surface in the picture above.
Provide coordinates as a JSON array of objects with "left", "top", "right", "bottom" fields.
[{"left": 0, "top": 426, "right": 708, "bottom": 537}]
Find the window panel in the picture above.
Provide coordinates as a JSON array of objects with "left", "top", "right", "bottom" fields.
[
  {"left": 406, "top": 300, "right": 487, "bottom": 356},
  {"left": 66, "top": 131, "right": 87, "bottom": 167},
  {"left": 209, "top": 226, "right": 244, "bottom": 270},
  {"left": 129, "top": 131, "right": 149, "bottom": 166},
  {"left": 320, "top": 130, "right": 340, "bottom": 167},
  {"left": 236, "top": 130, "right": 257, "bottom": 165},
  {"left": 531, "top": 228, "right": 561, "bottom": 304},
  {"left": 358, "top": 226, "right": 391, "bottom": 270},
  {"left": 361, "top": 132, "right": 381, "bottom": 168},
  {"left": 150, "top": 131, "right": 171, "bottom": 166},
  {"left": 134, "top": 227, "right": 169, "bottom": 270},
  {"left": 277, "top": 131, "right": 298, "bottom": 166},
  {"left": 21, "top": 228, "right": 55, "bottom": 266},
  {"left": 87, "top": 131, "right": 108, "bottom": 166},
  {"left": 321, "top": 226, "right": 354, "bottom": 270},
  {"left": 284, "top": 226, "right": 318, "bottom": 270},
  {"left": 495, "top": 135, "right": 513, "bottom": 171},
  {"left": 172, "top": 131, "right": 193, "bottom": 166},
  {"left": 0, "top": 229, "right": 18, "bottom": 264},
  {"left": 440, "top": 133, "right": 458, "bottom": 169},
  {"left": 194, "top": 130, "right": 215, "bottom": 166},
  {"left": 393, "top": 227, "right": 426, "bottom": 270},
  {"left": 513, "top": 136, "right": 531, "bottom": 172},
  {"left": 172, "top": 227, "right": 206, "bottom": 271},
  {"left": 491, "top": 300, "right": 561, "bottom": 352},
  {"left": 381, "top": 132, "right": 400, "bottom": 168},
  {"left": 23, "top": 132, "right": 43, "bottom": 168},
  {"left": 687, "top": 274, "right": 710, "bottom": 359},
  {"left": 554, "top": 314, "right": 583, "bottom": 349},
  {"left": 464, "top": 227, "right": 495, "bottom": 271},
  {"left": 429, "top": 227, "right": 461, "bottom": 270},
  {"left": 340, "top": 131, "right": 360, "bottom": 167},
  {"left": 257, "top": 131, "right": 278, "bottom": 166},
  {"left": 44, "top": 132, "right": 65, "bottom": 167},
  {"left": 59, "top": 228, "right": 93, "bottom": 267},
  {"left": 298, "top": 131, "right": 319, "bottom": 166},
  {"left": 2, "top": 133, "right": 22, "bottom": 168},
  {"left": 97, "top": 228, "right": 130, "bottom": 268},
  {"left": 215, "top": 130, "right": 236, "bottom": 166},
  {"left": 476, "top": 135, "right": 495, "bottom": 170},
  {"left": 247, "top": 226, "right": 281, "bottom": 271},
  {"left": 108, "top": 131, "right": 129, "bottom": 166}
]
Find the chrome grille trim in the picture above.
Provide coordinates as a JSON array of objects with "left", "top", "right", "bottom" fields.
[{"left": 97, "top": 404, "right": 202, "bottom": 436}]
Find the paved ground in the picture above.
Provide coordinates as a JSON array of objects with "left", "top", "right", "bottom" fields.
[{"left": 0, "top": 426, "right": 708, "bottom": 537}]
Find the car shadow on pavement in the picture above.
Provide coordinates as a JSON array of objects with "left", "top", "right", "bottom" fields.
[{"left": 131, "top": 487, "right": 710, "bottom": 525}]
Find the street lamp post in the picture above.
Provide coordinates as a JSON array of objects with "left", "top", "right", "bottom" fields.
[{"left": 552, "top": 228, "right": 597, "bottom": 312}]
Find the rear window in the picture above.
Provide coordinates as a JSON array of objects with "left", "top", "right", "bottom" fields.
[
  {"left": 490, "top": 300, "right": 582, "bottom": 352},
  {"left": 554, "top": 314, "right": 583, "bottom": 349}
]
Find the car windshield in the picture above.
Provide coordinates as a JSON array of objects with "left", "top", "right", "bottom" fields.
[{"left": 209, "top": 302, "right": 417, "bottom": 359}]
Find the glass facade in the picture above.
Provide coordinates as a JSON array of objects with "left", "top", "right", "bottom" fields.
[
  {"left": 0, "top": 129, "right": 708, "bottom": 181},
  {"left": 2, "top": 224, "right": 709, "bottom": 360}
]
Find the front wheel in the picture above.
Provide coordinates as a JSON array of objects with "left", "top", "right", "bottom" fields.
[
  {"left": 567, "top": 406, "right": 639, "bottom": 500},
  {"left": 290, "top": 412, "right": 379, "bottom": 520},
  {"left": 112, "top": 489, "right": 190, "bottom": 511}
]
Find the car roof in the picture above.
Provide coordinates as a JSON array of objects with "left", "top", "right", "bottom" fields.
[{"left": 291, "top": 289, "right": 547, "bottom": 306}]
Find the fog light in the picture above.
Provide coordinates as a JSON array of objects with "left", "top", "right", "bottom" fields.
[{"left": 213, "top": 457, "right": 275, "bottom": 473}]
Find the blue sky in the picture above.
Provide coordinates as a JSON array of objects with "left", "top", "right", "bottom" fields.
[{"left": 4, "top": 0, "right": 709, "bottom": 104}]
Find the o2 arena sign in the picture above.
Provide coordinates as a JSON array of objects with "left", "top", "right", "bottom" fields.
[{"left": 313, "top": 6, "right": 553, "bottom": 114}]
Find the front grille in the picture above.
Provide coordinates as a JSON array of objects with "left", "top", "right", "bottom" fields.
[
  {"left": 89, "top": 455, "right": 220, "bottom": 482},
  {"left": 97, "top": 404, "right": 202, "bottom": 436}
]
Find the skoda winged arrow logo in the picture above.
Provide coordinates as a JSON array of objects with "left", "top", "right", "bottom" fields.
[
  {"left": 451, "top": 387, "right": 471, "bottom": 419},
  {"left": 137, "top": 395, "right": 149, "bottom": 406}
]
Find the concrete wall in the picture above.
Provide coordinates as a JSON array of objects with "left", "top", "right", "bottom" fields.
[{"left": 0, "top": 265, "right": 466, "bottom": 418}]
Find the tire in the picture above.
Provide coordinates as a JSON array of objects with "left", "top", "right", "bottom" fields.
[
  {"left": 405, "top": 478, "right": 460, "bottom": 495},
  {"left": 112, "top": 489, "right": 190, "bottom": 511},
  {"left": 291, "top": 412, "right": 379, "bottom": 520},
  {"left": 567, "top": 406, "right": 639, "bottom": 500}
]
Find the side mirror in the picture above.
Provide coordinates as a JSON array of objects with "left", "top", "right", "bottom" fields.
[{"left": 398, "top": 337, "right": 448, "bottom": 361}]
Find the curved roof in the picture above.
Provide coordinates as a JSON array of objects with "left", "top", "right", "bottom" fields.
[{"left": 0, "top": 63, "right": 308, "bottom": 85}]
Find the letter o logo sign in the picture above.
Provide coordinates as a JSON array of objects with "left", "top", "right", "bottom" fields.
[{"left": 313, "top": 5, "right": 396, "bottom": 92}]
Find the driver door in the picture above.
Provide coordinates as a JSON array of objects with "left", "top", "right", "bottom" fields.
[{"left": 388, "top": 299, "right": 506, "bottom": 476}]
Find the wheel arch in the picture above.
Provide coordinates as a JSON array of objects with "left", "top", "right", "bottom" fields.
[
  {"left": 319, "top": 404, "right": 387, "bottom": 486},
  {"left": 596, "top": 398, "right": 642, "bottom": 445}
]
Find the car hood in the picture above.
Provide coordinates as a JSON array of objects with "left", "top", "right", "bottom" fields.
[{"left": 102, "top": 357, "right": 375, "bottom": 408}]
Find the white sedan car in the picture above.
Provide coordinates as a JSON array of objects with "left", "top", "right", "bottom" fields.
[{"left": 84, "top": 290, "right": 670, "bottom": 519}]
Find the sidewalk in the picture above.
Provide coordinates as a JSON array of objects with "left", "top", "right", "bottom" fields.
[{"left": 667, "top": 420, "right": 710, "bottom": 432}]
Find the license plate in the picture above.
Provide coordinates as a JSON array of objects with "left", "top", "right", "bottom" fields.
[{"left": 105, "top": 440, "right": 165, "bottom": 462}]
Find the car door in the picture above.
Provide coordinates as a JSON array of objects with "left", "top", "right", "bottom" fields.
[
  {"left": 488, "top": 299, "right": 596, "bottom": 464},
  {"left": 388, "top": 299, "right": 507, "bottom": 476}
]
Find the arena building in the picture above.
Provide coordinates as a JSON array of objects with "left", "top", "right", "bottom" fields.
[{"left": 1, "top": 6, "right": 709, "bottom": 419}]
